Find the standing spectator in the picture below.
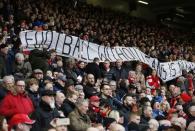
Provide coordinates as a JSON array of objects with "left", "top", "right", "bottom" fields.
[
  {"left": 68, "top": 99, "right": 91, "bottom": 131},
  {"left": 31, "top": 90, "right": 60, "bottom": 131},
  {"left": 0, "top": 79, "right": 34, "bottom": 119},
  {"left": 101, "top": 59, "right": 116, "bottom": 81},
  {"left": 0, "top": 44, "right": 9, "bottom": 78},
  {"left": 128, "top": 113, "right": 141, "bottom": 131},
  {"left": 140, "top": 106, "right": 152, "bottom": 126},
  {"left": 85, "top": 57, "right": 101, "bottom": 80},
  {"left": 55, "top": 91, "right": 65, "bottom": 110},
  {"left": 135, "top": 63, "right": 146, "bottom": 89},
  {"left": 64, "top": 58, "right": 77, "bottom": 83},
  {"left": 113, "top": 59, "right": 128, "bottom": 81}
]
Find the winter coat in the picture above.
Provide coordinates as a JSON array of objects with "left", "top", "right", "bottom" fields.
[
  {"left": 146, "top": 75, "right": 160, "bottom": 89},
  {"left": 113, "top": 67, "right": 128, "bottom": 81},
  {"left": 68, "top": 108, "right": 91, "bottom": 131},
  {"left": 0, "top": 92, "right": 34, "bottom": 119},
  {"left": 31, "top": 100, "right": 61, "bottom": 131},
  {"left": 85, "top": 62, "right": 101, "bottom": 80},
  {"left": 84, "top": 84, "right": 98, "bottom": 99}
]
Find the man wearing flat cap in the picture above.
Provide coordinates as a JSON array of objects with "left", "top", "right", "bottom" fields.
[
  {"left": 31, "top": 90, "right": 61, "bottom": 131},
  {"left": 0, "top": 44, "right": 9, "bottom": 78}
]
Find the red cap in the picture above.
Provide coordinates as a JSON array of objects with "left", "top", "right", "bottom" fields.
[
  {"left": 180, "top": 93, "right": 192, "bottom": 103},
  {"left": 9, "top": 114, "right": 35, "bottom": 130},
  {"left": 90, "top": 96, "right": 100, "bottom": 102}
]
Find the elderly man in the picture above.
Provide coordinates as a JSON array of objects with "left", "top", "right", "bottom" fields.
[
  {"left": 31, "top": 90, "right": 60, "bottom": 131},
  {"left": 68, "top": 99, "right": 91, "bottom": 131}
]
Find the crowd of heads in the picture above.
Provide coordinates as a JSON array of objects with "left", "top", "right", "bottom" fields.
[{"left": 0, "top": 0, "right": 195, "bottom": 131}]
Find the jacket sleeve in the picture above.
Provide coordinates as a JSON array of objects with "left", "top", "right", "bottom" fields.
[
  {"left": 0, "top": 96, "right": 17, "bottom": 117},
  {"left": 31, "top": 110, "right": 41, "bottom": 131}
]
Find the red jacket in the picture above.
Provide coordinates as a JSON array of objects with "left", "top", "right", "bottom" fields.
[
  {"left": 146, "top": 75, "right": 160, "bottom": 89},
  {"left": 0, "top": 92, "right": 34, "bottom": 118}
]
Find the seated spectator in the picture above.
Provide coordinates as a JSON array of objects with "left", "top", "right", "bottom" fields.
[
  {"left": 0, "top": 79, "right": 34, "bottom": 119},
  {"left": 68, "top": 99, "right": 91, "bottom": 131}
]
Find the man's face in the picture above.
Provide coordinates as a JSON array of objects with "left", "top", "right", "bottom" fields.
[
  {"left": 55, "top": 92, "right": 65, "bottom": 105},
  {"left": 15, "top": 80, "right": 25, "bottom": 94},
  {"left": 101, "top": 85, "right": 112, "bottom": 96},
  {"left": 69, "top": 94, "right": 78, "bottom": 103},
  {"left": 34, "top": 73, "right": 43, "bottom": 80},
  {"left": 116, "top": 59, "right": 122, "bottom": 68},
  {"left": 79, "top": 101, "right": 89, "bottom": 114},
  {"left": 132, "top": 115, "right": 140, "bottom": 124},
  {"left": 91, "top": 100, "right": 100, "bottom": 107},
  {"left": 87, "top": 74, "right": 95, "bottom": 85}
]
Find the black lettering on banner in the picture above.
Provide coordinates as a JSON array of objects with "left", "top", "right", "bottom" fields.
[
  {"left": 121, "top": 48, "right": 134, "bottom": 60},
  {"left": 145, "top": 55, "right": 151, "bottom": 64},
  {"left": 98, "top": 45, "right": 107, "bottom": 61},
  {"left": 152, "top": 59, "right": 156, "bottom": 69},
  {"left": 25, "top": 31, "right": 32, "bottom": 47},
  {"left": 110, "top": 47, "right": 117, "bottom": 60},
  {"left": 40, "top": 31, "right": 44, "bottom": 45},
  {"left": 44, "top": 31, "right": 48, "bottom": 45},
  {"left": 132, "top": 48, "right": 144, "bottom": 62},
  {"left": 87, "top": 41, "right": 93, "bottom": 61},
  {"left": 178, "top": 61, "right": 183, "bottom": 71},
  {"left": 168, "top": 63, "right": 176, "bottom": 77},
  {"left": 81, "top": 41, "right": 87, "bottom": 61},
  {"left": 47, "top": 31, "right": 53, "bottom": 49},
  {"left": 118, "top": 48, "right": 129, "bottom": 60},
  {"left": 34, "top": 31, "right": 40, "bottom": 48},
  {"left": 105, "top": 47, "right": 112, "bottom": 61},
  {"left": 54, "top": 32, "right": 61, "bottom": 50},
  {"left": 72, "top": 37, "right": 80, "bottom": 57},
  {"left": 159, "top": 64, "right": 167, "bottom": 81},
  {"left": 62, "top": 35, "right": 72, "bottom": 55},
  {"left": 126, "top": 48, "right": 137, "bottom": 60}
]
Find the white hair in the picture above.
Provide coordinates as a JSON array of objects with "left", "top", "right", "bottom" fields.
[{"left": 149, "top": 119, "right": 159, "bottom": 131}]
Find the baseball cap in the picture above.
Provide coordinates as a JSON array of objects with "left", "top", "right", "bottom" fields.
[
  {"left": 90, "top": 95, "right": 100, "bottom": 102},
  {"left": 9, "top": 114, "right": 35, "bottom": 129}
]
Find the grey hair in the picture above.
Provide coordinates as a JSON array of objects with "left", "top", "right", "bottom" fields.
[
  {"left": 75, "top": 99, "right": 89, "bottom": 107},
  {"left": 15, "top": 53, "right": 24, "bottom": 60},
  {"left": 3, "top": 75, "right": 15, "bottom": 83}
]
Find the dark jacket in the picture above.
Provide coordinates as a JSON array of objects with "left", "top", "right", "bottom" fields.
[
  {"left": 101, "top": 68, "right": 116, "bottom": 81},
  {"left": 85, "top": 62, "right": 101, "bottom": 80},
  {"left": 0, "top": 52, "right": 7, "bottom": 78},
  {"left": 31, "top": 100, "right": 60, "bottom": 131},
  {"left": 128, "top": 122, "right": 140, "bottom": 131},
  {"left": 68, "top": 108, "right": 91, "bottom": 131},
  {"left": 113, "top": 67, "right": 128, "bottom": 81},
  {"left": 0, "top": 87, "right": 8, "bottom": 101},
  {"left": 27, "top": 89, "right": 40, "bottom": 108},
  {"left": 60, "top": 99, "right": 76, "bottom": 117}
]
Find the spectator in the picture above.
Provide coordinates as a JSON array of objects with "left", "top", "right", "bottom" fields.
[
  {"left": 101, "top": 59, "right": 116, "bottom": 81},
  {"left": 31, "top": 90, "right": 60, "bottom": 131},
  {"left": 60, "top": 91, "right": 78, "bottom": 117},
  {"left": 55, "top": 91, "right": 65, "bottom": 110},
  {"left": 8, "top": 114, "right": 35, "bottom": 131},
  {"left": 85, "top": 57, "right": 101, "bottom": 80},
  {"left": 140, "top": 106, "right": 153, "bottom": 126},
  {"left": 128, "top": 112, "right": 141, "bottom": 131},
  {"left": 0, "top": 75, "right": 15, "bottom": 101},
  {"left": 0, "top": 79, "right": 34, "bottom": 119},
  {"left": 148, "top": 119, "right": 159, "bottom": 131},
  {"left": 68, "top": 99, "right": 91, "bottom": 131},
  {"left": 109, "top": 123, "right": 125, "bottom": 131},
  {"left": 84, "top": 74, "right": 98, "bottom": 98},
  {"left": 113, "top": 59, "right": 128, "bottom": 81}
]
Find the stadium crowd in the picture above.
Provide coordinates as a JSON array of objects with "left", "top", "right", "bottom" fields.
[{"left": 0, "top": 0, "right": 195, "bottom": 131}]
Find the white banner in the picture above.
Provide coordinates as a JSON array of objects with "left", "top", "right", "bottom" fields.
[{"left": 19, "top": 30, "right": 195, "bottom": 82}]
